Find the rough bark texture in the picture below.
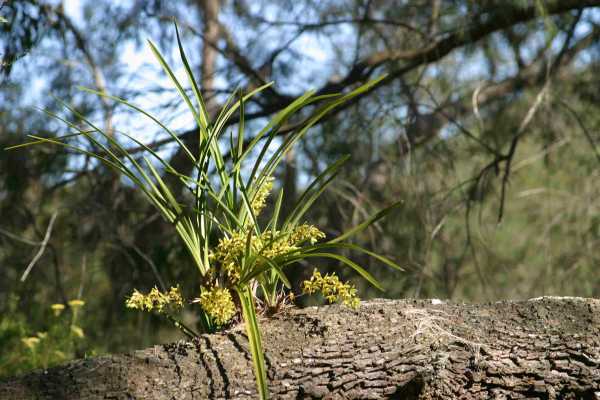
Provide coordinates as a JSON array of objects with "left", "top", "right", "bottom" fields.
[{"left": 1, "top": 297, "right": 600, "bottom": 399}]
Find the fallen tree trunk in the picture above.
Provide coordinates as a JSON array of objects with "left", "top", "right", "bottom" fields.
[{"left": 1, "top": 297, "right": 599, "bottom": 399}]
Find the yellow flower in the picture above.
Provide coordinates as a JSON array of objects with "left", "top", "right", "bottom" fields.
[
  {"left": 251, "top": 177, "right": 274, "bottom": 217},
  {"left": 51, "top": 303, "right": 65, "bottom": 316},
  {"left": 70, "top": 325, "right": 85, "bottom": 338},
  {"left": 21, "top": 337, "right": 40, "bottom": 350},
  {"left": 302, "top": 269, "right": 360, "bottom": 309},
  {"left": 68, "top": 299, "right": 85, "bottom": 308},
  {"left": 36, "top": 331, "right": 47, "bottom": 339},
  {"left": 212, "top": 231, "right": 254, "bottom": 282},
  {"left": 167, "top": 286, "right": 184, "bottom": 308},
  {"left": 289, "top": 224, "right": 325, "bottom": 245},
  {"left": 197, "top": 286, "right": 236, "bottom": 326},
  {"left": 54, "top": 350, "right": 66, "bottom": 359},
  {"left": 125, "top": 286, "right": 184, "bottom": 314},
  {"left": 211, "top": 223, "right": 325, "bottom": 286},
  {"left": 125, "top": 289, "right": 147, "bottom": 310}
]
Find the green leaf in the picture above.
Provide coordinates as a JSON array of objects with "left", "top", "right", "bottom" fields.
[
  {"left": 287, "top": 252, "right": 384, "bottom": 291},
  {"left": 147, "top": 39, "right": 202, "bottom": 128},
  {"left": 283, "top": 155, "right": 349, "bottom": 228},
  {"left": 211, "top": 84, "right": 274, "bottom": 193},
  {"left": 245, "top": 91, "right": 316, "bottom": 182},
  {"left": 4, "top": 131, "right": 89, "bottom": 150},
  {"left": 256, "top": 255, "right": 291, "bottom": 289},
  {"left": 237, "top": 286, "right": 269, "bottom": 399},
  {"left": 267, "top": 188, "right": 284, "bottom": 231},
  {"left": 78, "top": 86, "right": 196, "bottom": 164},
  {"left": 328, "top": 200, "right": 403, "bottom": 244},
  {"left": 304, "top": 242, "right": 404, "bottom": 271},
  {"left": 174, "top": 23, "right": 209, "bottom": 133},
  {"left": 237, "top": 180, "right": 259, "bottom": 232},
  {"left": 256, "top": 76, "right": 385, "bottom": 185}
]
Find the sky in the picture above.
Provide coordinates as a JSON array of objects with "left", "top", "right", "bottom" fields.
[{"left": 5, "top": 1, "right": 599, "bottom": 184}]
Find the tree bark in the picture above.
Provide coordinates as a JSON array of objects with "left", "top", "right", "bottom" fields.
[{"left": 2, "top": 297, "right": 600, "bottom": 399}]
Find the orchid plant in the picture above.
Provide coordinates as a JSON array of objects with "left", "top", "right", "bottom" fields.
[{"left": 10, "top": 25, "right": 402, "bottom": 399}]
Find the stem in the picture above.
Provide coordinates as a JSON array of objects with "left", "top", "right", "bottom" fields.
[
  {"left": 164, "top": 314, "right": 200, "bottom": 339},
  {"left": 237, "top": 285, "right": 269, "bottom": 399}
]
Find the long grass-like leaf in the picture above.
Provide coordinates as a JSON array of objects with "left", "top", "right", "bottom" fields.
[
  {"left": 245, "top": 91, "right": 316, "bottom": 182},
  {"left": 210, "top": 84, "right": 274, "bottom": 195},
  {"left": 174, "top": 23, "right": 209, "bottom": 134},
  {"left": 283, "top": 155, "right": 349, "bottom": 229},
  {"left": 237, "top": 180, "right": 259, "bottom": 232},
  {"left": 5, "top": 131, "right": 90, "bottom": 150},
  {"left": 237, "top": 287, "right": 269, "bottom": 399},
  {"left": 147, "top": 39, "right": 202, "bottom": 128},
  {"left": 259, "top": 255, "right": 291, "bottom": 289},
  {"left": 267, "top": 188, "right": 284, "bottom": 231},
  {"left": 256, "top": 77, "right": 385, "bottom": 185},
  {"left": 328, "top": 200, "right": 403, "bottom": 244},
  {"left": 78, "top": 87, "right": 197, "bottom": 163},
  {"left": 302, "top": 242, "right": 404, "bottom": 271},
  {"left": 285, "top": 252, "right": 383, "bottom": 291}
]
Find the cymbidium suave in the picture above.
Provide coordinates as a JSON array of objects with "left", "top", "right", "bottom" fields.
[{"left": 10, "top": 24, "right": 403, "bottom": 400}]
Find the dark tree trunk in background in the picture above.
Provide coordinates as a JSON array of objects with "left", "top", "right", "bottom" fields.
[{"left": 1, "top": 298, "right": 599, "bottom": 399}]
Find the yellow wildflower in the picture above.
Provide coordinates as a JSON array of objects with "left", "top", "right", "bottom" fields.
[
  {"left": 54, "top": 350, "right": 66, "bottom": 359},
  {"left": 68, "top": 299, "right": 85, "bottom": 308},
  {"left": 302, "top": 269, "right": 360, "bottom": 309},
  {"left": 70, "top": 325, "right": 85, "bottom": 338},
  {"left": 197, "top": 286, "right": 236, "bottom": 326},
  {"left": 51, "top": 303, "right": 65, "bottom": 316},
  {"left": 167, "top": 286, "right": 184, "bottom": 308},
  {"left": 21, "top": 337, "right": 40, "bottom": 350}
]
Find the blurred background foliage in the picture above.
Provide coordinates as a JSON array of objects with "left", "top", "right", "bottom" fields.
[{"left": 0, "top": 0, "right": 598, "bottom": 377}]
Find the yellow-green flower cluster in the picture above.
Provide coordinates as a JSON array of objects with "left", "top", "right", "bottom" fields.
[
  {"left": 302, "top": 269, "right": 360, "bottom": 309},
  {"left": 289, "top": 224, "right": 326, "bottom": 245},
  {"left": 125, "top": 286, "right": 184, "bottom": 313},
  {"left": 211, "top": 224, "right": 326, "bottom": 283},
  {"left": 251, "top": 177, "right": 274, "bottom": 216},
  {"left": 211, "top": 231, "right": 256, "bottom": 282},
  {"left": 197, "top": 286, "right": 236, "bottom": 326}
]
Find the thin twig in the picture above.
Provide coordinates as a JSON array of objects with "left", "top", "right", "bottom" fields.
[
  {"left": 21, "top": 212, "right": 58, "bottom": 282},
  {"left": 497, "top": 81, "right": 549, "bottom": 222},
  {"left": 557, "top": 99, "right": 600, "bottom": 164},
  {"left": 130, "top": 243, "right": 167, "bottom": 292},
  {"left": 0, "top": 227, "right": 40, "bottom": 246}
]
